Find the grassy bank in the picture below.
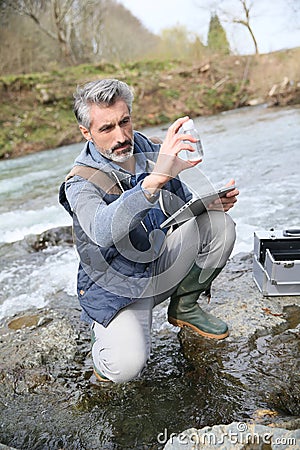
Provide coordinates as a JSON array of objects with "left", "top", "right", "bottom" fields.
[{"left": 1, "top": 48, "right": 300, "bottom": 159}]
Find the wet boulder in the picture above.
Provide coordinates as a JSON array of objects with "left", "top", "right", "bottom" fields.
[
  {"left": 28, "top": 226, "right": 73, "bottom": 251},
  {"left": 0, "top": 308, "right": 82, "bottom": 395}
]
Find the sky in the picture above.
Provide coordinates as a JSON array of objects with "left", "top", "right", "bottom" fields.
[{"left": 119, "top": 0, "right": 300, "bottom": 55}]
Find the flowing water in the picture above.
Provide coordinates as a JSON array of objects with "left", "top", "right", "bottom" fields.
[{"left": 0, "top": 105, "right": 299, "bottom": 449}]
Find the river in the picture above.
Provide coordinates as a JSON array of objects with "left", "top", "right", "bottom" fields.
[{"left": 1, "top": 104, "right": 299, "bottom": 319}]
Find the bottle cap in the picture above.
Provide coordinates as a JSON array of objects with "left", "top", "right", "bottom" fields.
[{"left": 182, "top": 119, "right": 194, "bottom": 131}]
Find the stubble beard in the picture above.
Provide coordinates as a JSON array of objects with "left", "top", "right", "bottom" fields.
[
  {"left": 105, "top": 145, "right": 134, "bottom": 163},
  {"left": 93, "top": 140, "right": 134, "bottom": 163}
]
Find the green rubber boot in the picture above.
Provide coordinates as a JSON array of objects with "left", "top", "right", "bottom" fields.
[{"left": 168, "top": 265, "right": 229, "bottom": 339}]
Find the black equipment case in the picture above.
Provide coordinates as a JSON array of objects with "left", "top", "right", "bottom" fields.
[{"left": 253, "top": 228, "right": 300, "bottom": 296}]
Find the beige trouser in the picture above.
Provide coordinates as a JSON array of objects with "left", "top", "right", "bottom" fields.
[{"left": 92, "top": 211, "right": 236, "bottom": 383}]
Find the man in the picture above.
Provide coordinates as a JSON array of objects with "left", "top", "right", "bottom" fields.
[{"left": 62, "top": 78, "right": 238, "bottom": 383}]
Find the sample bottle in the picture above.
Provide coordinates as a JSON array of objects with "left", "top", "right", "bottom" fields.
[{"left": 182, "top": 119, "right": 204, "bottom": 161}]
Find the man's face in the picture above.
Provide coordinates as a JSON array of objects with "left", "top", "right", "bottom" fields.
[{"left": 80, "top": 100, "right": 134, "bottom": 162}]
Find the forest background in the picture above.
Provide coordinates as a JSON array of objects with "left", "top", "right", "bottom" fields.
[{"left": 1, "top": 0, "right": 300, "bottom": 159}]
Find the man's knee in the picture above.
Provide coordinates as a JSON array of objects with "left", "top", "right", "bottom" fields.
[
  {"left": 93, "top": 341, "right": 148, "bottom": 384},
  {"left": 196, "top": 211, "right": 236, "bottom": 267},
  {"left": 211, "top": 212, "right": 236, "bottom": 265},
  {"left": 220, "top": 212, "right": 236, "bottom": 247},
  {"left": 91, "top": 299, "right": 152, "bottom": 383},
  {"left": 109, "top": 352, "right": 148, "bottom": 383}
]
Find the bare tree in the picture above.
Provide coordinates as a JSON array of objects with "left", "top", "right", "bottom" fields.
[
  {"left": 1, "top": 0, "right": 106, "bottom": 64},
  {"left": 200, "top": 0, "right": 259, "bottom": 54},
  {"left": 88, "top": 1, "right": 158, "bottom": 63},
  {"left": 0, "top": 0, "right": 160, "bottom": 73},
  {"left": 233, "top": 0, "right": 258, "bottom": 54}
]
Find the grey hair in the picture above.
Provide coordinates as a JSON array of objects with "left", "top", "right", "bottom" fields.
[{"left": 73, "top": 79, "right": 134, "bottom": 129}]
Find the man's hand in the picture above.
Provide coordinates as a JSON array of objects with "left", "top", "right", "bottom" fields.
[
  {"left": 208, "top": 179, "right": 239, "bottom": 212},
  {"left": 142, "top": 116, "right": 202, "bottom": 196}
]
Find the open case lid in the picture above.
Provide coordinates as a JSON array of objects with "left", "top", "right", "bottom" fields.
[{"left": 254, "top": 229, "right": 300, "bottom": 265}]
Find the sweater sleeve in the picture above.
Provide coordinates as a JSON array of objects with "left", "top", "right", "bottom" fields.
[{"left": 65, "top": 175, "right": 158, "bottom": 247}]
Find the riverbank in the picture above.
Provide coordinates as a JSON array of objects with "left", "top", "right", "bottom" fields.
[
  {"left": 1, "top": 48, "right": 300, "bottom": 159},
  {"left": 0, "top": 227, "right": 299, "bottom": 449}
]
